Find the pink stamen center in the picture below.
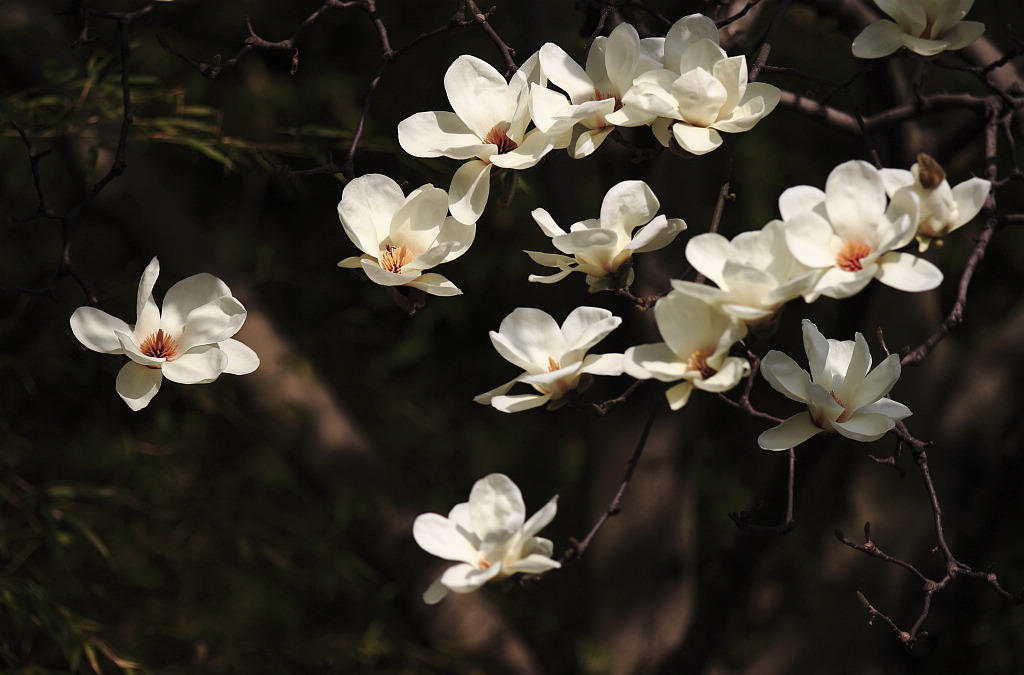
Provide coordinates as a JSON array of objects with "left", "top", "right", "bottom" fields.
[
  {"left": 483, "top": 126, "right": 518, "bottom": 155},
  {"left": 836, "top": 241, "right": 872, "bottom": 272}
]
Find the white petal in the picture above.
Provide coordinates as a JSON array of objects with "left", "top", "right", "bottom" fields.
[
  {"left": 444, "top": 55, "right": 514, "bottom": 139},
  {"left": 448, "top": 160, "right": 492, "bottom": 226},
  {"left": 407, "top": 272, "right": 463, "bottom": 297},
  {"left": 531, "top": 208, "right": 566, "bottom": 239},
  {"left": 851, "top": 21, "right": 905, "bottom": 59},
  {"left": 161, "top": 345, "right": 228, "bottom": 384},
  {"left": 951, "top": 177, "right": 990, "bottom": 227},
  {"left": 672, "top": 123, "right": 722, "bottom": 155},
  {"left": 177, "top": 297, "right": 247, "bottom": 351},
  {"left": 160, "top": 273, "right": 232, "bottom": 332},
  {"left": 70, "top": 307, "right": 130, "bottom": 354},
  {"left": 469, "top": 474, "right": 525, "bottom": 541},
  {"left": 849, "top": 354, "right": 902, "bottom": 411},
  {"left": 783, "top": 211, "right": 839, "bottom": 268},
  {"left": 665, "top": 380, "right": 695, "bottom": 409},
  {"left": 671, "top": 67, "right": 727, "bottom": 127},
  {"left": 504, "top": 553, "right": 561, "bottom": 575},
  {"left": 539, "top": 42, "right": 594, "bottom": 103},
  {"left": 489, "top": 129, "right": 555, "bottom": 170},
  {"left": 760, "top": 350, "right": 812, "bottom": 404},
  {"left": 135, "top": 258, "right": 161, "bottom": 338},
  {"left": 623, "top": 342, "right": 689, "bottom": 382},
  {"left": 115, "top": 361, "right": 163, "bottom": 411},
  {"left": 413, "top": 513, "right": 481, "bottom": 564},
  {"left": 490, "top": 392, "right": 555, "bottom": 413},
  {"left": 664, "top": 14, "right": 720, "bottom": 69},
  {"left": 824, "top": 161, "right": 886, "bottom": 238},
  {"left": 423, "top": 576, "right": 451, "bottom": 604},
  {"left": 801, "top": 319, "right": 828, "bottom": 382},
  {"left": 694, "top": 356, "right": 749, "bottom": 392},
  {"left": 218, "top": 338, "right": 259, "bottom": 375},
  {"left": 875, "top": 252, "right": 943, "bottom": 292},
  {"left": 578, "top": 352, "right": 625, "bottom": 377},
  {"left": 758, "top": 412, "right": 823, "bottom": 450},
  {"left": 779, "top": 185, "right": 826, "bottom": 220},
  {"left": 397, "top": 111, "right": 488, "bottom": 159},
  {"left": 560, "top": 306, "right": 620, "bottom": 356},
  {"left": 439, "top": 561, "right": 502, "bottom": 593},
  {"left": 522, "top": 495, "right": 558, "bottom": 538},
  {"left": 338, "top": 174, "right": 405, "bottom": 255},
  {"left": 630, "top": 216, "right": 686, "bottom": 253},
  {"left": 492, "top": 308, "right": 565, "bottom": 371},
  {"left": 600, "top": 180, "right": 660, "bottom": 238},
  {"left": 389, "top": 184, "right": 450, "bottom": 255},
  {"left": 832, "top": 413, "right": 896, "bottom": 442}
]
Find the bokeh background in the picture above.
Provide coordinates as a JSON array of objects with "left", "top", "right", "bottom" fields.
[{"left": 1, "top": 0, "right": 1023, "bottom": 673}]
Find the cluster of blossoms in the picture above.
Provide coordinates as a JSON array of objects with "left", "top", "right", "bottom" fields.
[{"left": 69, "top": 8, "right": 991, "bottom": 605}]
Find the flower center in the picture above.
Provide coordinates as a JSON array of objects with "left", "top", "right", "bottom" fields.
[
  {"left": 687, "top": 350, "right": 717, "bottom": 379},
  {"left": 139, "top": 329, "right": 178, "bottom": 367},
  {"left": 590, "top": 88, "right": 624, "bottom": 112},
  {"left": 920, "top": 18, "right": 934, "bottom": 40},
  {"left": 547, "top": 357, "right": 560, "bottom": 372},
  {"left": 380, "top": 244, "right": 415, "bottom": 274},
  {"left": 483, "top": 126, "right": 518, "bottom": 155},
  {"left": 478, "top": 555, "right": 492, "bottom": 570},
  {"left": 836, "top": 241, "right": 872, "bottom": 272},
  {"left": 830, "top": 391, "right": 852, "bottom": 423}
]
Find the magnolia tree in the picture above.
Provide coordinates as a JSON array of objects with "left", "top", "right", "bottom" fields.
[{"left": 3, "top": 0, "right": 1024, "bottom": 673}]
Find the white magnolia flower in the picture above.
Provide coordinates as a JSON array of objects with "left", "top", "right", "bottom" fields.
[
  {"left": 397, "top": 53, "right": 555, "bottom": 225},
  {"left": 879, "top": 153, "right": 990, "bottom": 252},
  {"left": 673, "top": 219, "right": 820, "bottom": 326},
  {"left": 624, "top": 291, "right": 749, "bottom": 410},
  {"left": 852, "top": 0, "right": 985, "bottom": 58},
  {"left": 525, "top": 180, "right": 686, "bottom": 292},
  {"left": 413, "top": 473, "right": 559, "bottom": 604},
  {"left": 70, "top": 258, "right": 259, "bottom": 411},
  {"left": 758, "top": 319, "right": 912, "bottom": 450},
  {"left": 337, "top": 174, "right": 474, "bottom": 297},
  {"left": 779, "top": 159, "right": 942, "bottom": 301},
  {"left": 530, "top": 23, "right": 662, "bottom": 158},
  {"left": 475, "top": 307, "right": 624, "bottom": 413},
  {"left": 620, "top": 13, "right": 780, "bottom": 155}
]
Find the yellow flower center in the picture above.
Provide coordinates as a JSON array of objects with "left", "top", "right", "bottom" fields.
[
  {"left": 380, "top": 244, "right": 415, "bottom": 274},
  {"left": 139, "top": 329, "right": 178, "bottom": 367},
  {"left": 547, "top": 357, "right": 560, "bottom": 372},
  {"left": 836, "top": 241, "right": 872, "bottom": 272},
  {"left": 478, "top": 556, "right": 492, "bottom": 570},
  {"left": 687, "top": 350, "right": 717, "bottom": 379},
  {"left": 483, "top": 126, "right": 518, "bottom": 155}
]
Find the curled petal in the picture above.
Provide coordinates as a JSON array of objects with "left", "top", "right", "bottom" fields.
[
  {"left": 758, "top": 411, "right": 823, "bottom": 450},
  {"left": 875, "top": 252, "right": 943, "bottom": 292},
  {"left": 161, "top": 345, "right": 228, "bottom": 385},
  {"left": 70, "top": 307, "right": 130, "bottom": 354},
  {"left": 449, "top": 160, "right": 492, "bottom": 226},
  {"left": 115, "top": 361, "right": 163, "bottom": 411},
  {"left": 218, "top": 338, "right": 260, "bottom": 375},
  {"left": 413, "top": 513, "right": 481, "bottom": 564}
]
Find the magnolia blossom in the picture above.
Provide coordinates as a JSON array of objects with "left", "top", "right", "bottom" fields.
[
  {"left": 621, "top": 13, "right": 780, "bottom": 155},
  {"left": 779, "top": 160, "right": 942, "bottom": 301},
  {"left": 852, "top": 0, "right": 985, "bottom": 58},
  {"left": 474, "top": 307, "right": 624, "bottom": 413},
  {"left": 337, "top": 174, "right": 474, "bottom": 297},
  {"left": 672, "top": 219, "right": 820, "bottom": 326},
  {"left": 530, "top": 23, "right": 662, "bottom": 158},
  {"left": 397, "top": 53, "right": 554, "bottom": 225},
  {"left": 70, "top": 258, "right": 259, "bottom": 411},
  {"left": 758, "top": 320, "right": 912, "bottom": 450},
  {"left": 879, "top": 153, "right": 990, "bottom": 251},
  {"left": 525, "top": 180, "right": 686, "bottom": 292},
  {"left": 624, "top": 292, "right": 749, "bottom": 410},
  {"left": 413, "top": 473, "right": 559, "bottom": 604}
]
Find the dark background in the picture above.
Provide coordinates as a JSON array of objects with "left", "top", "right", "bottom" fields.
[{"left": 1, "top": 1, "right": 1022, "bottom": 673}]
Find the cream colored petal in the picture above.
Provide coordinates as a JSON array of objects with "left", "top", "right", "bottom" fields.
[
  {"left": 70, "top": 307, "right": 130, "bottom": 354},
  {"left": 115, "top": 361, "right": 163, "bottom": 411},
  {"left": 448, "top": 160, "right": 492, "bottom": 226},
  {"left": 397, "top": 111, "right": 490, "bottom": 159},
  {"left": 851, "top": 20, "right": 905, "bottom": 59},
  {"left": 444, "top": 55, "right": 514, "bottom": 139}
]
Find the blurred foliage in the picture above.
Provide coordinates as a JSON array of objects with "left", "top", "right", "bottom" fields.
[{"left": 1, "top": 0, "right": 1023, "bottom": 674}]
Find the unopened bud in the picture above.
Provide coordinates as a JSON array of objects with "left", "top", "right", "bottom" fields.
[{"left": 916, "top": 153, "right": 946, "bottom": 189}]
